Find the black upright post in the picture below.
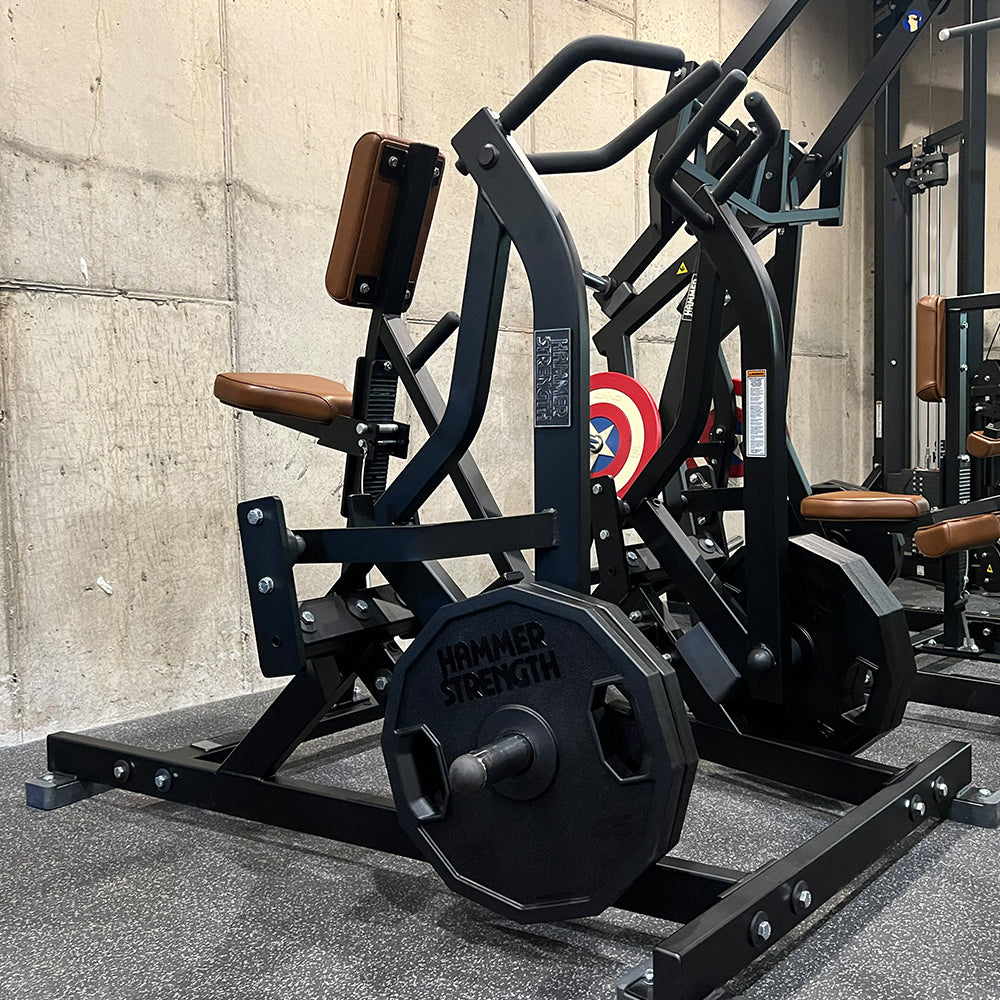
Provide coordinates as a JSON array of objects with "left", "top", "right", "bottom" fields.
[
  {"left": 958, "top": 0, "right": 987, "bottom": 341},
  {"left": 873, "top": 74, "right": 911, "bottom": 475},
  {"left": 941, "top": 308, "right": 971, "bottom": 646}
]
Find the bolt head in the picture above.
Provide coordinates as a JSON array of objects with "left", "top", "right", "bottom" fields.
[
  {"left": 643, "top": 968, "right": 654, "bottom": 982},
  {"left": 757, "top": 920, "right": 772, "bottom": 942},
  {"left": 153, "top": 769, "right": 173, "bottom": 792},
  {"left": 300, "top": 610, "right": 315, "bottom": 624},
  {"left": 598, "top": 529, "right": 610, "bottom": 541},
  {"left": 374, "top": 673, "right": 390, "bottom": 691},
  {"left": 592, "top": 483, "right": 602, "bottom": 495},
  {"left": 388, "top": 155, "right": 399, "bottom": 168},
  {"left": 478, "top": 143, "right": 499, "bottom": 168},
  {"left": 383, "top": 361, "right": 393, "bottom": 372},
  {"left": 258, "top": 577, "right": 275, "bottom": 594},
  {"left": 627, "top": 551, "right": 639, "bottom": 563},
  {"left": 907, "top": 795, "right": 927, "bottom": 820},
  {"left": 356, "top": 422, "right": 367, "bottom": 434},
  {"left": 247, "top": 508, "right": 264, "bottom": 525},
  {"left": 433, "top": 166, "right": 441, "bottom": 178},
  {"left": 628, "top": 610, "right": 642, "bottom": 623},
  {"left": 355, "top": 599, "right": 369, "bottom": 612},
  {"left": 112, "top": 760, "right": 131, "bottom": 782},
  {"left": 359, "top": 282, "right": 371, "bottom": 295},
  {"left": 42, "top": 773, "right": 55, "bottom": 783},
  {"left": 932, "top": 777, "right": 949, "bottom": 801}
]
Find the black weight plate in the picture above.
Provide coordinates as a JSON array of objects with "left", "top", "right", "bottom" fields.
[
  {"left": 727, "top": 534, "right": 915, "bottom": 753},
  {"left": 382, "top": 581, "right": 696, "bottom": 924},
  {"left": 554, "top": 587, "right": 698, "bottom": 850}
]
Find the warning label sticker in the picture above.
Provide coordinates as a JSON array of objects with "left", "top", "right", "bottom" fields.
[
  {"left": 745, "top": 370, "right": 767, "bottom": 458},
  {"left": 677, "top": 261, "right": 689, "bottom": 275}
]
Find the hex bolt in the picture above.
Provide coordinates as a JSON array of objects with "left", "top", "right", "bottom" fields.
[
  {"left": 628, "top": 610, "right": 642, "bottom": 623},
  {"left": 374, "top": 671, "right": 391, "bottom": 692},
  {"left": 383, "top": 361, "right": 393, "bottom": 372},
  {"left": 153, "top": 769, "right": 173, "bottom": 793},
  {"left": 258, "top": 577, "right": 275, "bottom": 594},
  {"left": 907, "top": 794, "right": 927, "bottom": 821},
  {"left": 932, "top": 777, "right": 949, "bottom": 802},
  {"left": 246, "top": 507, "right": 264, "bottom": 525},
  {"left": 359, "top": 282, "right": 371, "bottom": 296},
  {"left": 791, "top": 880, "right": 812, "bottom": 914},
  {"left": 356, "top": 422, "right": 367, "bottom": 434},
  {"left": 592, "top": 483, "right": 603, "bottom": 495},
  {"left": 387, "top": 155, "right": 399, "bottom": 168},
  {"left": 433, "top": 166, "right": 441, "bottom": 178},
  {"left": 112, "top": 760, "right": 131, "bottom": 783},
  {"left": 41, "top": 773, "right": 55, "bottom": 783},
  {"left": 643, "top": 968, "right": 654, "bottom": 983},
  {"left": 355, "top": 599, "right": 369, "bottom": 613},
  {"left": 627, "top": 551, "right": 639, "bottom": 563},
  {"left": 749, "top": 910, "right": 772, "bottom": 946},
  {"left": 300, "top": 610, "right": 315, "bottom": 624},
  {"left": 598, "top": 529, "right": 611, "bottom": 541}
]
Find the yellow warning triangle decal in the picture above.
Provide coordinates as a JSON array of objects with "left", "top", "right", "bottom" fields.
[
  {"left": 988, "top": 564, "right": 994, "bottom": 574},
  {"left": 677, "top": 262, "right": 689, "bottom": 275}
]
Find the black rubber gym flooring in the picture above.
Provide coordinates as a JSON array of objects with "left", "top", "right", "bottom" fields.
[{"left": 2, "top": 637, "right": 999, "bottom": 998}]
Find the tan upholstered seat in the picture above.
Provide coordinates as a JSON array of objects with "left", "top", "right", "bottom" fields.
[
  {"left": 967, "top": 430, "right": 1000, "bottom": 459},
  {"left": 214, "top": 373, "right": 353, "bottom": 423},
  {"left": 915, "top": 513, "right": 1000, "bottom": 558},
  {"left": 800, "top": 490, "right": 931, "bottom": 522}
]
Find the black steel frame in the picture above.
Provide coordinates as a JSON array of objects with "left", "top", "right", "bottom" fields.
[
  {"left": 35, "top": 707, "right": 975, "bottom": 1000},
  {"left": 26, "top": 28, "right": 997, "bottom": 1000}
]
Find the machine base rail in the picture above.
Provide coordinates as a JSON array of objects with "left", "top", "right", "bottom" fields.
[
  {"left": 618, "top": 740, "right": 972, "bottom": 1000},
  {"left": 28, "top": 726, "right": 974, "bottom": 1000}
]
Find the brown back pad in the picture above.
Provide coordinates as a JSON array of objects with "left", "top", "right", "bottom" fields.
[
  {"left": 915, "top": 294, "right": 947, "bottom": 402},
  {"left": 914, "top": 513, "right": 1000, "bottom": 558},
  {"left": 326, "top": 132, "right": 444, "bottom": 307},
  {"left": 968, "top": 431, "right": 1000, "bottom": 459}
]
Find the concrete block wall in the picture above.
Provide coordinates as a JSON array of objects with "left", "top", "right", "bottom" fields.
[{"left": 0, "top": 0, "right": 872, "bottom": 744}]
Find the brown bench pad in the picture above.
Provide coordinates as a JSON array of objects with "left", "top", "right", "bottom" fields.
[
  {"left": 800, "top": 490, "right": 930, "bottom": 521},
  {"left": 916, "top": 293, "right": 946, "bottom": 402},
  {"left": 968, "top": 430, "right": 1000, "bottom": 459},
  {"left": 214, "top": 373, "right": 353, "bottom": 423},
  {"left": 914, "top": 513, "right": 1000, "bottom": 558},
  {"left": 326, "top": 132, "right": 444, "bottom": 307}
]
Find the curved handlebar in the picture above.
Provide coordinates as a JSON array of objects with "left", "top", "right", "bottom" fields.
[
  {"left": 713, "top": 91, "right": 781, "bottom": 204},
  {"left": 499, "top": 36, "right": 686, "bottom": 133},
  {"left": 529, "top": 60, "right": 722, "bottom": 176},
  {"left": 650, "top": 69, "right": 747, "bottom": 230},
  {"left": 651, "top": 69, "right": 747, "bottom": 198}
]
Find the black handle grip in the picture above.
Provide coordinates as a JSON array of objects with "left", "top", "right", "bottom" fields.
[
  {"left": 500, "top": 35, "right": 685, "bottom": 132},
  {"left": 651, "top": 69, "right": 747, "bottom": 199},
  {"left": 407, "top": 311, "right": 460, "bottom": 372},
  {"left": 530, "top": 59, "right": 722, "bottom": 176},
  {"left": 713, "top": 91, "right": 782, "bottom": 204}
]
